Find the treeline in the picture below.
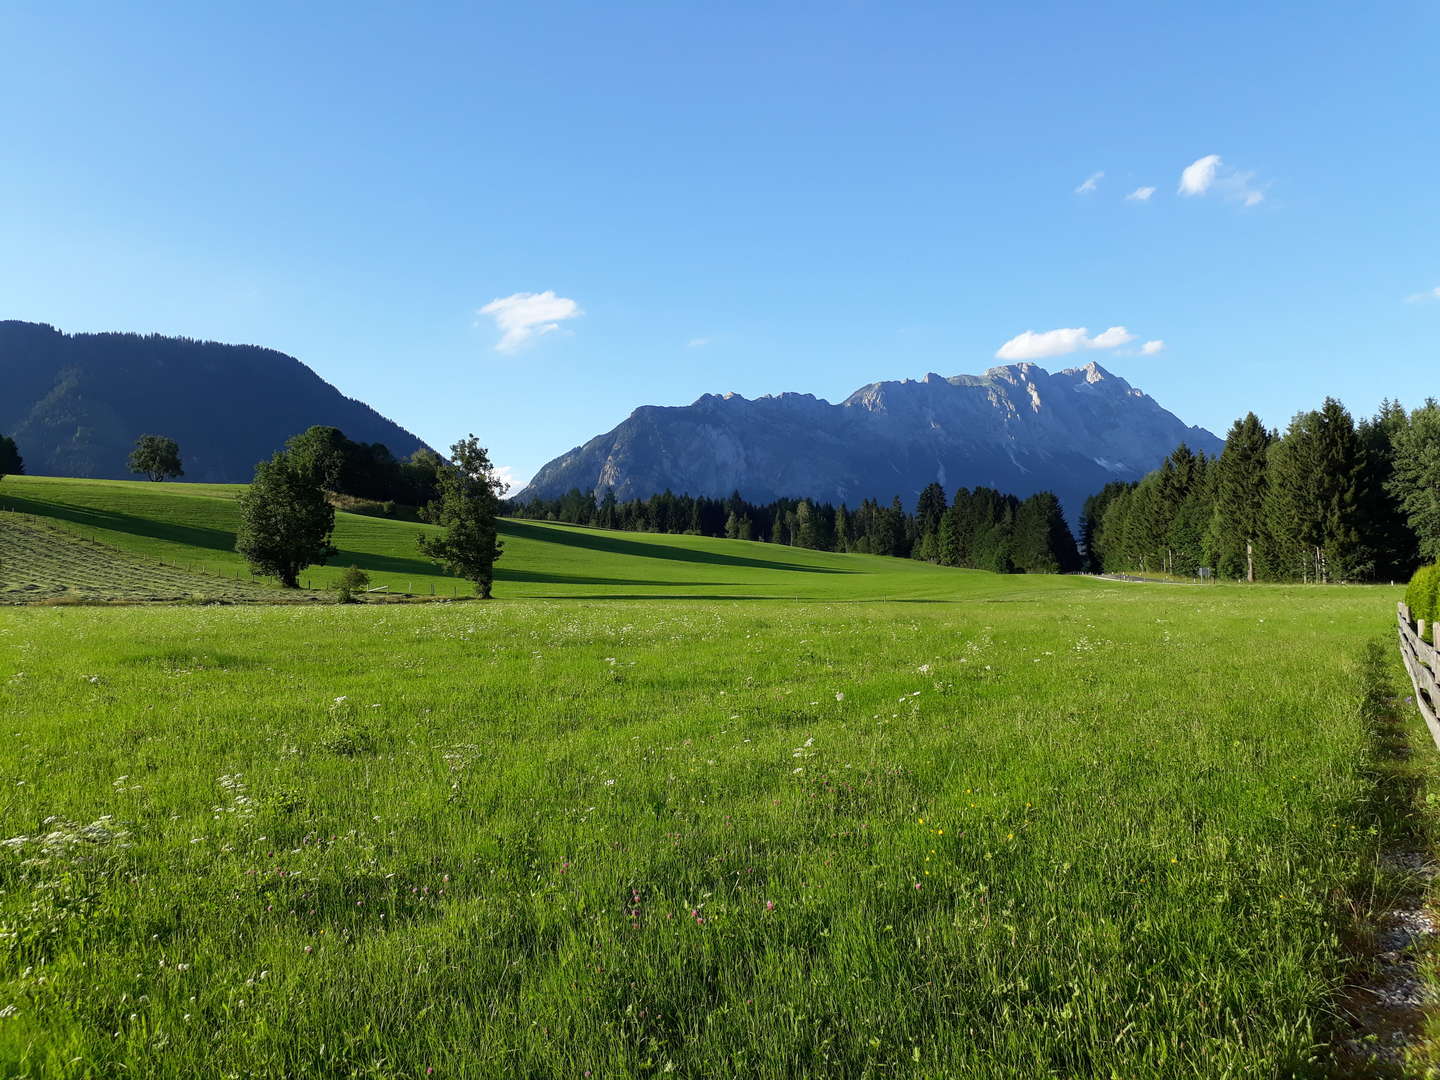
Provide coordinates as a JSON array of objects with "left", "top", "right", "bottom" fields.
[
  {"left": 509, "top": 483, "right": 1081, "bottom": 573},
  {"left": 282, "top": 426, "right": 444, "bottom": 507},
  {"left": 1083, "top": 398, "right": 1427, "bottom": 582},
  {"left": 0, "top": 423, "right": 441, "bottom": 510}
]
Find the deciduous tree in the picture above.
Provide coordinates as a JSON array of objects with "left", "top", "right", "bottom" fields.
[
  {"left": 0, "top": 434, "right": 22, "bottom": 483},
  {"left": 236, "top": 452, "right": 336, "bottom": 587},
  {"left": 418, "top": 436, "right": 508, "bottom": 598},
  {"left": 128, "top": 435, "right": 183, "bottom": 482}
]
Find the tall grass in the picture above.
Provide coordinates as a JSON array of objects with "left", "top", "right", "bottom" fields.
[{"left": 0, "top": 579, "right": 1422, "bottom": 1078}]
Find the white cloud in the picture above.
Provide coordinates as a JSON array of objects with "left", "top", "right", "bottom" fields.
[
  {"left": 1179, "top": 154, "right": 1267, "bottom": 207},
  {"left": 478, "top": 290, "right": 583, "bottom": 353},
  {"left": 1075, "top": 171, "right": 1104, "bottom": 194},
  {"left": 1179, "top": 154, "right": 1222, "bottom": 196},
  {"left": 1405, "top": 286, "right": 1440, "bottom": 303},
  {"left": 995, "top": 325, "right": 1136, "bottom": 361},
  {"left": 686, "top": 337, "right": 712, "bottom": 348},
  {"left": 1126, "top": 186, "right": 1156, "bottom": 201},
  {"left": 1140, "top": 339, "right": 1165, "bottom": 355},
  {"left": 492, "top": 465, "right": 522, "bottom": 493},
  {"left": 1088, "top": 326, "right": 1136, "bottom": 349}
]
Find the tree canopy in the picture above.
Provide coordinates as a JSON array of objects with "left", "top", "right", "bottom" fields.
[
  {"left": 1089, "top": 395, "right": 1422, "bottom": 582},
  {"left": 235, "top": 451, "right": 337, "bottom": 588},
  {"left": 512, "top": 483, "right": 1080, "bottom": 574},
  {"left": 418, "top": 436, "right": 508, "bottom": 598},
  {"left": 128, "top": 435, "right": 184, "bottom": 482},
  {"left": 0, "top": 434, "right": 22, "bottom": 482}
]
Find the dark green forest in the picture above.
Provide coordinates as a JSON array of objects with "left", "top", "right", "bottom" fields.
[
  {"left": 1083, "top": 397, "right": 1437, "bottom": 582},
  {"left": 0, "top": 320, "right": 428, "bottom": 482},
  {"left": 510, "top": 483, "right": 1082, "bottom": 574}
]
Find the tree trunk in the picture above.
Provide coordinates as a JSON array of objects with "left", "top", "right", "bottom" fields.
[{"left": 1245, "top": 538, "right": 1254, "bottom": 583}]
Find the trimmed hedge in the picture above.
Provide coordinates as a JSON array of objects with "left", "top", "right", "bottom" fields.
[{"left": 1406, "top": 564, "right": 1440, "bottom": 628}]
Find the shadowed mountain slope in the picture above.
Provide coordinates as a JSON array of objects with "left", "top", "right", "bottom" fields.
[{"left": 0, "top": 320, "right": 428, "bottom": 482}]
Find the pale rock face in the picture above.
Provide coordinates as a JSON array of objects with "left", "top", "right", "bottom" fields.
[{"left": 519, "top": 362, "right": 1222, "bottom": 524}]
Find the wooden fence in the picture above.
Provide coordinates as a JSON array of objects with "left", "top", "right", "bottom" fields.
[{"left": 1397, "top": 601, "right": 1440, "bottom": 750}]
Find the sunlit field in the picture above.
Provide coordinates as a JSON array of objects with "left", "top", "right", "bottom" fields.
[
  {"left": 0, "top": 563, "right": 1422, "bottom": 1077},
  {"left": 1, "top": 475, "right": 1025, "bottom": 601}
]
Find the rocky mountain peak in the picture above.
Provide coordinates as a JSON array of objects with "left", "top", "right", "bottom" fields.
[{"left": 519, "top": 360, "right": 1222, "bottom": 526}]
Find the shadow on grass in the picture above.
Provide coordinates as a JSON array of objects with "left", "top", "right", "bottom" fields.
[
  {"left": 522, "top": 593, "right": 965, "bottom": 602},
  {"left": 501, "top": 520, "right": 855, "bottom": 575},
  {"left": 4, "top": 495, "right": 239, "bottom": 552}
]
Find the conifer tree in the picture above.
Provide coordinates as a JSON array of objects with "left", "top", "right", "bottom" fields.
[
  {"left": 1389, "top": 402, "right": 1440, "bottom": 561},
  {"left": 1207, "top": 414, "right": 1271, "bottom": 581},
  {"left": 937, "top": 511, "right": 960, "bottom": 566},
  {"left": 1359, "top": 400, "right": 1417, "bottom": 579}
]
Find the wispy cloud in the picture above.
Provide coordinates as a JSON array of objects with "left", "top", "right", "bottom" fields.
[
  {"left": 995, "top": 325, "right": 1137, "bottom": 361},
  {"left": 686, "top": 337, "right": 712, "bottom": 348},
  {"left": 492, "top": 465, "right": 522, "bottom": 493},
  {"left": 1126, "top": 186, "right": 1156, "bottom": 202},
  {"left": 478, "top": 291, "right": 583, "bottom": 353},
  {"left": 1179, "top": 154, "right": 1266, "bottom": 207},
  {"left": 1075, "top": 171, "right": 1104, "bottom": 194},
  {"left": 1404, "top": 286, "right": 1440, "bottom": 304},
  {"left": 1140, "top": 339, "right": 1165, "bottom": 355}
]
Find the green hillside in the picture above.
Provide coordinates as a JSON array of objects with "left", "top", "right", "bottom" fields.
[
  {"left": 0, "top": 514, "right": 301, "bottom": 604},
  {"left": 0, "top": 474, "right": 1095, "bottom": 602}
]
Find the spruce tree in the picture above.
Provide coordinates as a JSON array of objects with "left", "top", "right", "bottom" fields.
[
  {"left": 1264, "top": 412, "right": 1326, "bottom": 581},
  {"left": 937, "top": 511, "right": 960, "bottom": 566},
  {"left": 916, "top": 482, "right": 947, "bottom": 538},
  {"left": 1312, "top": 397, "right": 1370, "bottom": 580},
  {"left": 1207, "top": 414, "right": 1271, "bottom": 581},
  {"left": 1359, "top": 400, "right": 1417, "bottom": 579},
  {"left": 1389, "top": 402, "right": 1440, "bottom": 561}
]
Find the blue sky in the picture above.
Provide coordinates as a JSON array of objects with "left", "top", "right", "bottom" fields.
[{"left": 2, "top": 2, "right": 1437, "bottom": 490}]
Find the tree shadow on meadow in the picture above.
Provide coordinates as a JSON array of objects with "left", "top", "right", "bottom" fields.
[
  {"left": 523, "top": 592, "right": 965, "bottom": 602},
  {"left": 2, "top": 494, "right": 239, "bottom": 552}
]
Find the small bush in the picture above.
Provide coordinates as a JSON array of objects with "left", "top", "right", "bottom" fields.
[
  {"left": 334, "top": 565, "right": 371, "bottom": 604},
  {"left": 1405, "top": 564, "right": 1440, "bottom": 629}
]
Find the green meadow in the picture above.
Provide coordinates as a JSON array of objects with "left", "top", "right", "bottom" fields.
[
  {"left": 0, "top": 477, "right": 1430, "bottom": 1078},
  {"left": 2, "top": 475, "right": 1014, "bottom": 602}
]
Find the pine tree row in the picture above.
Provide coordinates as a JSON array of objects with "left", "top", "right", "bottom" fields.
[
  {"left": 1083, "top": 397, "right": 1433, "bottom": 582},
  {"left": 510, "top": 483, "right": 1081, "bottom": 573}
]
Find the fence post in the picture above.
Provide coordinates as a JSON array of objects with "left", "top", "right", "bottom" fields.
[{"left": 1421, "top": 619, "right": 1428, "bottom": 644}]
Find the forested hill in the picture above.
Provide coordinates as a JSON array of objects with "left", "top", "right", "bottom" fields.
[{"left": 0, "top": 320, "right": 428, "bottom": 482}]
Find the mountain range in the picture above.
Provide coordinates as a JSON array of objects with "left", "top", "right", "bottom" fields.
[
  {"left": 520, "top": 361, "right": 1223, "bottom": 519},
  {"left": 0, "top": 321, "right": 428, "bottom": 482},
  {"left": 1, "top": 319, "right": 1221, "bottom": 519}
]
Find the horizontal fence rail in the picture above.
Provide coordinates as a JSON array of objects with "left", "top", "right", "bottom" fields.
[{"left": 1397, "top": 601, "right": 1440, "bottom": 750}]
